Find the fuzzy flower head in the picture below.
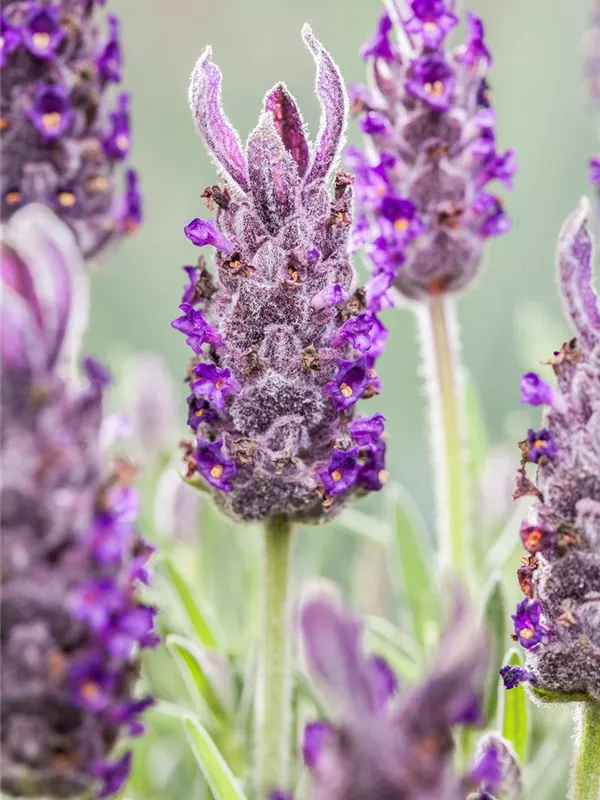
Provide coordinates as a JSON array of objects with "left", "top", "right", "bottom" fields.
[
  {"left": 295, "top": 588, "right": 522, "bottom": 800},
  {"left": 0, "top": 1, "right": 141, "bottom": 259},
  {"left": 349, "top": 1, "right": 515, "bottom": 303},
  {"left": 507, "top": 197, "right": 600, "bottom": 701},
  {"left": 1, "top": 206, "right": 157, "bottom": 798},
  {"left": 172, "top": 26, "right": 388, "bottom": 523}
]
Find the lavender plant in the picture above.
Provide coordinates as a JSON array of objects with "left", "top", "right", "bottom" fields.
[
  {"left": 349, "top": 0, "right": 514, "bottom": 576},
  {"left": 280, "top": 589, "right": 523, "bottom": 800},
  {"left": 1, "top": 205, "right": 157, "bottom": 797},
  {"left": 171, "top": 25, "right": 392, "bottom": 796},
  {"left": 2, "top": 4, "right": 592, "bottom": 800},
  {"left": 499, "top": 198, "right": 600, "bottom": 799},
  {"left": 0, "top": 1, "right": 141, "bottom": 259}
]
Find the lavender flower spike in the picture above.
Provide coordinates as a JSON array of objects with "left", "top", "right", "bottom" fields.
[
  {"left": 350, "top": 2, "right": 515, "bottom": 303},
  {"left": 1, "top": 1, "right": 142, "bottom": 259},
  {"left": 173, "top": 26, "right": 388, "bottom": 522},
  {"left": 507, "top": 196, "right": 600, "bottom": 702},
  {"left": 1, "top": 207, "right": 158, "bottom": 798},
  {"left": 297, "top": 587, "right": 498, "bottom": 799}
]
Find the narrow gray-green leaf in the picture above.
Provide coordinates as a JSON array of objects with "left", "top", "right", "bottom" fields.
[
  {"left": 387, "top": 484, "right": 437, "bottom": 648},
  {"left": 160, "top": 557, "right": 220, "bottom": 649},
  {"left": 481, "top": 575, "right": 506, "bottom": 724},
  {"left": 498, "top": 648, "right": 529, "bottom": 763},
  {"left": 337, "top": 507, "right": 390, "bottom": 544},
  {"left": 183, "top": 715, "right": 247, "bottom": 800},
  {"left": 167, "top": 634, "right": 231, "bottom": 722}
]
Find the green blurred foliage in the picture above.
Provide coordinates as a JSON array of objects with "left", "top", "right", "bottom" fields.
[{"left": 85, "top": 1, "right": 597, "bottom": 798}]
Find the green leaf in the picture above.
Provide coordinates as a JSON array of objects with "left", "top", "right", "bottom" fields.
[
  {"left": 183, "top": 715, "right": 247, "bottom": 800},
  {"left": 167, "top": 634, "right": 231, "bottom": 723},
  {"left": 337, "top": 507, "right": 390, "bottom": 544},
  {"left": 294, "top": 671, "right": 328, "bottom": 719},
  {"left": 481, "top": 575, "right": 506, "bottom": 724},
  {"left": 498, "top": 648, "right": 530, "bottom": 763},
  {"left": 150, "top": 699, "right": 192, "bottom": 721},
  {"left": 387, "top": 484, "right": 437, "bottom": 648},
  {"left": 160, "top": 557, "right": 220, "bottom": 650}
]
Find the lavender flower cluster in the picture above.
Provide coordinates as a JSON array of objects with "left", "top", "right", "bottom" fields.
[
  {"left": 171, "top": 27, "right": 389, "bottom": 523},
  {"left": 1, "top": 207, "right": 157, "bottom": 798},
  {"left": 274, "top": 590, "right": 522, "bottom": 800},
  {"left": 0, "top": 0, "right": 141, "bottom": 258},
  {"left": 503, "top": 199, "right": 600, "bottom": 701},
  {"left": 349, "top": 1, "right": 515, "bottom": 305}
]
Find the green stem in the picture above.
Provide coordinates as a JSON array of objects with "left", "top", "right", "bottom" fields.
[
  {"left": 418, "top": 294, "right": 470, "bottom": 578},
  {"left": 571, "top": 702, "right": 600, "bottom": 800},
  {"left": 256, "top": 516, "right": 294, "bottom": 798}
]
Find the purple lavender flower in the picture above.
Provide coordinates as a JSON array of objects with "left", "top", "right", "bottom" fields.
[
  {"left": 171, "top": 302, "right": 222, "bottom": 353},
  {"left": 296, "top": 589, "right": 495, "bottom": 799},
  {"left": 0, "top": 13, "right": 20, "bottom": 66},
  {"left": 1, "top": 1, "right": 141, "bottom": 259},
  {"left": 351, "top": 4, "right": 515, "bottom": 301},
  {"left": 457, "top": 12, "right": 492, "bottom": 68},
  {"left": 191, "top": 363, "right": 241, "bottom": 411},
  {"left": 521, "top": 427, "right": 558, "bottom": 463},
  {"left": 26, "top": 83, "right": 73, "bottom": 142},
  {"left": 185, "top": 217, "right": 235, "bottom": 253},
  {"left": 1, "top": 206, "right": 157, "bottom": 798},
  {"left": 469, "top": 734, "right": 524, "bottom": 799},
  {"left": 520, "top": 372, "right": 566, "bottom": 413},
  {"left": 590, "top": 156, "right": 600, "bottom": 187},
  {"left": 22, "top": 4, "right": 65, "bottom": 60},
  {"left": 102, "top": 92, "right": 131, "bottom": 160},
  {"left": 499, "top": 665, "right": 535, "bottom": 690},
  {"left": 511, "top": 599, "right": 550, "bottom": 650},
  {"left": 119, "top": 168, "right": 143, "bottom": 233},
  {"left": 97, "top": 14, "right": 122, "bottom": 82},
  {"left": 172, "top": 26, "right": 387, "bottom": 522},
  {"left": 323, "top": 357, "right": 371, "bottom": 412},
  {"left": 507, "top": 197, "right": 600, "bottom": 701},
  {"left": 519, "top": 521, "right": 555, "bottom": 555},
  {"left": 195, "top": 438, "right": 238, "bottom": 492},
  {"left": 405, "top": 0, "right": 458, "bottom": 51},
  {"left": 318, "top": 448, "right": 360, "bottom": 496}
]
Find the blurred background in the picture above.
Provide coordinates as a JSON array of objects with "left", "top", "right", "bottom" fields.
[
  {"left": 90, "top": 0, "right": 597, "bottom": 523},
  {"left": 86, "top": 1, "right": 598, "bottom": 797}
]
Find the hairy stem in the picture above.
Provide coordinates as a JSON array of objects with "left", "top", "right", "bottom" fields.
[
  {"left": 256, "top": 517, "right": 294, "bottom": 798},
  {"left": 571, "top": 702, "right": 600, "bottom": 800},
  {"left": 418, "top": 294, "right": 470, "bottom": 578}
]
